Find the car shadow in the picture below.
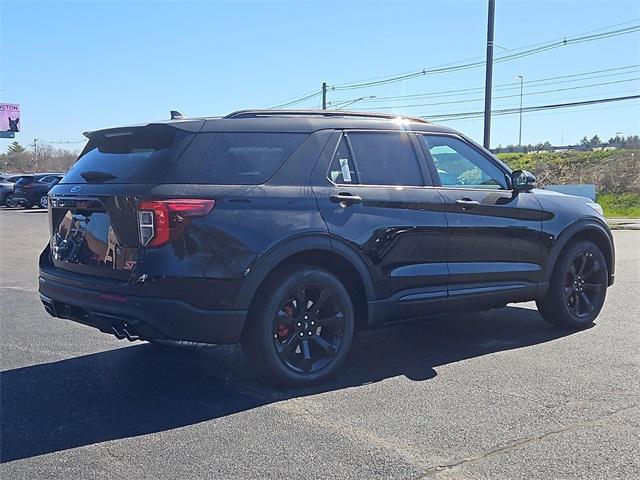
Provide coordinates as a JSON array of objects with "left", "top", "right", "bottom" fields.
[{"left": 1, "top": 305, "right": 576, "bottom": 463}]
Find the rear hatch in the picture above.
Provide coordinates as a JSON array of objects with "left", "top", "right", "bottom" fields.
[
  {"left": 48, "top": 123, "right": 201, "bottom": 280},
  {"left": 47, "top": 122, "right": 309, "bottom": 281}
]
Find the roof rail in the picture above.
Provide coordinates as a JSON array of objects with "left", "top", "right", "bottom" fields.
[{"left": 224, "top": 109, "right": 430, "bottom": 124}]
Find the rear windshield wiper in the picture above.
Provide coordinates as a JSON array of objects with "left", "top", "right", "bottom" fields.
[{"left": 80, "top": 171, "right": 117, "bottom": 183}]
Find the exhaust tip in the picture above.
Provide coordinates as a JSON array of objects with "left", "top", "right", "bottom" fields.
[
  {"left": 111, "top": 326, "right": 126, "bottom": 340},
  {"left": 111, "top": 323, "right": 141, "bottom": 342}
]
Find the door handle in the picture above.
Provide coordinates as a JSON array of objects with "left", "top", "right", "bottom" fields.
[
  {"left": 330, "top": 193, "right": 363, "bottom": 205},
  {"left": 455, "top": 198, "right": 480, "bottom": 209}
]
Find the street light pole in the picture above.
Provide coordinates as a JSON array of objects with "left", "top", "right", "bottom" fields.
[
  {"left": 517, "top": 75, "right": 524, "bottom": 147},
  {"left": 482, "top": 0, "right": 496, "bottom": 149}
]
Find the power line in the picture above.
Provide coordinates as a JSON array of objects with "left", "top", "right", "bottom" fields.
[
  {"left": 356, "top": 77, "right": 640, "bottom": 110},
  {"left": 268, "top": 90, "right": 322, "bottom": 109},
  {"left": 265, "top": 20, "right": 640, "bottom": 108},
  {"left": 329, "top": 19, "right": 640, "bottom": 88},
  {"left": 423, "top": 94, "right": 640, "bottom": 121},
  {"left": 333, "top": 64, "right": 640, "bottom": 104},
  {"left": 331, "top": 24, "right": 639, "bottom": 91}
]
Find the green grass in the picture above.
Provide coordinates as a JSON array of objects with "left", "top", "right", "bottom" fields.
[{"left": 597, "top": 193, "right": 640, "bottom": 218}]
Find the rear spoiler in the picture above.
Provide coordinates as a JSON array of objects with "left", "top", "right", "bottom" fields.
[{"left": 82, "top": 120, "right": 206, "bottom": 140}]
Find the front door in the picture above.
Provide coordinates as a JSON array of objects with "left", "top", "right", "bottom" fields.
[
  {"left": 312, "top": 130, "right": 449, "bottom": 323},
  {"left": 419, "top": 134, "right": 546, "bottom": 308}
]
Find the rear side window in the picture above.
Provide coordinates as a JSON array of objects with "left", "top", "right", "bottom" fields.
[
  {"left": 347, "top": 132, "right": 423, "bottom": 186},
  {"left": 328, "top": 136, "right": 357, "bottom": 184},
  {"left": 61, "top": 125, "right": 194, "bottom": 184},
  {"left": 183, "top": 132, "right": 307, "bottom": 185}
]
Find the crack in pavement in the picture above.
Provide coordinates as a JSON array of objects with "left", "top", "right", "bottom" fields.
[{"left": 414, "top": 404, "right": 639, "bottom": 478}]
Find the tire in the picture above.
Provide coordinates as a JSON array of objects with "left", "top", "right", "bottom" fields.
[
  {"left": 537, "top": 240, "right": 608, "bottom": 329},
  {"left": 4, "top": 193, "right": 17, "bottom": 208},
  {"left": 242, "top": 266, "right": 355, "bottom": 387},
  {"left": 38, "top": 194, "right": 48, "bottom": 209}
]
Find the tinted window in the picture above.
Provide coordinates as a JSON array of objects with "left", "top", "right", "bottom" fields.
[
  {"left": 39, "top": 176, "right": 57, "bottom": 184},
  {"left": 348, "top": 132, "right": 423, "bottom": 186},
  {"left": 62, "top": 125, "right": 193, "bottom": 184},
  {"left": 186, "top": 132, "right": 307, "bottom": 185},
  {"left": 328, "top": 136, "right": 357, "bottom": 184},
  {"left": 421, "top": 135, "right": 507, "bottom": 189},
  {"left": 15, "top": 176, "right": 34, "bottom": 187}
]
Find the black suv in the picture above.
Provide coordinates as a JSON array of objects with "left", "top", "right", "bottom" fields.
[
  {"left": 10, "top": 173, "right": 63, "bottom": 209},
  {"left": 39, "top": 110, "right": 615, "bottom": 386}
]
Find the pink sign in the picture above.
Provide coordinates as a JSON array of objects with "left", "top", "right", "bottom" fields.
[{"left": 1, "top": 104, "right": 20, "bottom": 132}]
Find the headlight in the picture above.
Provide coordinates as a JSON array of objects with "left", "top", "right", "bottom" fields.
[{"left": 586, "top": 201, "right": 604, "bottom": 217}]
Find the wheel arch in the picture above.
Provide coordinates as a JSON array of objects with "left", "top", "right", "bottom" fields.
[
  {"left": 234, "top": 235, "right": 375, "bottom": 335},
  {"left": 540, "top": 219, "right": 615, "bottom": 297}
]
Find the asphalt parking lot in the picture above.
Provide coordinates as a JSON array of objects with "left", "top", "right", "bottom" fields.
[{"left": 1, "top": 207, "right": 638, "bottom": 479}]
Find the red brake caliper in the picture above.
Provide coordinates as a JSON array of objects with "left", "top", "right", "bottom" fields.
[{"left": 277, "top": 304, "right": 295, "bottom": 340}]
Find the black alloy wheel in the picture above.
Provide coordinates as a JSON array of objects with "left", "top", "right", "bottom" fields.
[
  {"left": 273, "top": 282, "right": 347, "bottom": 374},
  {"left": 537, "top": 240, "right": 608, "bottom": 329},
  {"left": 564, "top": 249, "right": 606, "bottom": 318},
  {"left": 243, "top": 266, "right": 355, "bottom": 387}
]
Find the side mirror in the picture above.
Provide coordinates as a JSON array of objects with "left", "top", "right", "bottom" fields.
[{"left": 511, "top": 169, "right": 536, "bottom": 192}]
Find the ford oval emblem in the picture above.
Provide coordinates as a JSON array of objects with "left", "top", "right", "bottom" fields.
[{"left": 70, "top": 186, "right": 81, "bottom": 193}]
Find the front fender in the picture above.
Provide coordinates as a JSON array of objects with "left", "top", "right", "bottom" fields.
[{"left": 538, "top": 217, "right": 615, "bottom": 297}]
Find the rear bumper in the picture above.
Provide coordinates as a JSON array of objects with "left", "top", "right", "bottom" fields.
[{"left": 38, "top": 274, "right": 247, "bottom": 344}]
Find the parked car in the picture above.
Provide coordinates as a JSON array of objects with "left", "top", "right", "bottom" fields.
[
  {"left": 39, "top": 110, "right": 615, "bottom": 386},
  {"left": 9, "top": 173, "right": 63, "bottom": 209},
  {"left": 0, "top": 173, "right": 27, "bottom": 206}
]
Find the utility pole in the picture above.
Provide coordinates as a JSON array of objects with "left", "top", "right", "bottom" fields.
[
  {"left": 517, "top": 74, "right": 524, "bottom": 146},
  {"left": 33, "top": 138, "right": 38, "bottom": 170},
  {"left": 322, "top": 82, "right": 327, "bottom": 110},
  {"left": 483, "top": 0, "right": 496, "bottom": 149}
]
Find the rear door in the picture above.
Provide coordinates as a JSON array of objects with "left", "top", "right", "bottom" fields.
[
  {"left": 313, "top": 130, "right": 449, "bottom": 323},
  {"left": 419, "top": 134, "right": 545, "bottom": 306}
]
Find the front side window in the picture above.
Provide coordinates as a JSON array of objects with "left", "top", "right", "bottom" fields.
[
  {"left": 421, "top": 135, "right": 507, "bottom": 189},
  {"left": 348, "top": 132, "right": 423, "bottom": 186}
]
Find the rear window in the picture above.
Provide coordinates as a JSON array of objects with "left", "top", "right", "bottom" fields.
[
  {"left": 61, "top": 125, "right": 194, "bottom": 184},
  {"left": 176, "top": 132, "right": 307, "bottom": 184}
]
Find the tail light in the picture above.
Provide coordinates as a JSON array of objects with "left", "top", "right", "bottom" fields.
[{"left": 137, "top": 199, "right": 215, "bottom": 248}]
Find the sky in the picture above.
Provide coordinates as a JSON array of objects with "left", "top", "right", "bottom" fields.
[{"left": 1, "top": 0, "right": 639, "bottom": 153}]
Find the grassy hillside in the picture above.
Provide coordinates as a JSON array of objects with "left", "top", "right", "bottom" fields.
[
  {"left": 496, "top": 149, "right": 640, "bottom": 194},
  {"left": 596, "top": 193, "right": 640, "bottom": 218},
  {"left": 497, "top": 149, "right": 640, "bottom": 217}
]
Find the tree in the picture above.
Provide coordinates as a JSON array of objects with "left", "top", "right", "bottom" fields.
[
  {"left": 535, "top": 141, "right": 552, "bottom": 151},
  {"left": 579, "top": 135, "right": 601, "bottom": 149},
  {"left": 6, "top": 141, "right": 25, "bottom": 155}
]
